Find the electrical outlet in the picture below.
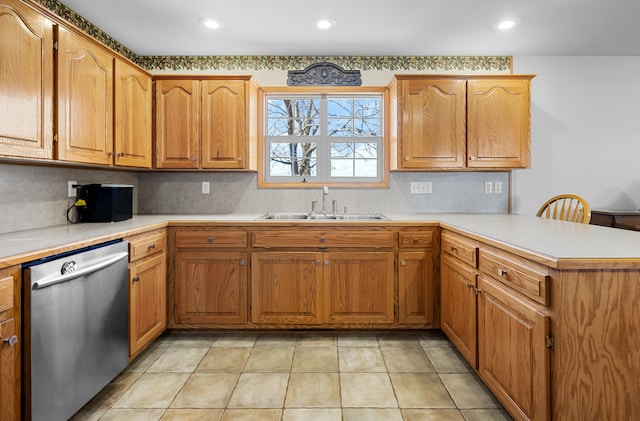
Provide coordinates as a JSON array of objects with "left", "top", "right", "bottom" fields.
[
  {"left": 494, "top": 181, "right": 503, "bottom": 194},
  {"left": 410, "top": 181, "right": 432, "bottom": 194},
  {"left": 484, "top": 181, "right": 493, "bottom": 194},
  {"left": 202, "top": 181, "right": 210, "bottom": 194},
  {"left": 68, "top": 181, "right": 77, "bottom": 197}
]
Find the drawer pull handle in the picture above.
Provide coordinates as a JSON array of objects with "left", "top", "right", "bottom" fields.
[
  {"left": 3, "top": 335, "right": 18, "bottom": 347},
  {"left": 148, "top": 243, "right": 156, "bottom": 249},
  {"left": 207, "top": 237, "right": 214, "bottom": 243},
  {"left": 319, "top": 238, "right": 326, "bottom": 243},
  {"left": 498, "top": 269, "right": 508, "bottom": 276},
  {"left": 132, "top": 276, "right": 140, "bottom": 282},
  {"left": 450, "top": 245, "right": 457, "bottom": 252},
  {"left": 413, "top": 238, "right": 420, "bottom": 243}
]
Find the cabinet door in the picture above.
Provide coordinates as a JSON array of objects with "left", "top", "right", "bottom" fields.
[
  {"left": 201, "top": 79, "right": 247, "bottom": 169},
  {"left": 440, "top": 254, "right": 478, "bottom": 367},
  {"left": 398, "top": 250, "right": 435, "bottom": 325},
  {"left": 114, "top": 59, "right": 152, "bottom": 168},
  {"left": 0, "top": 0, "right": 53, "bottom": 159},
  {"left": 467, "top": 78, "right": 531, "bottom": 168},
  {"left": 175, "top": 251, "right": 248, "bottom": 325},
  {"left": 155, "top": 79, "right": 200, "bottom": 168},
  {"left": 0, "top": 318, "right": 18, "bottom": 421},
  {"left": 399, "top": 79, "right": 466, "bottom": 168},
  {"left": 57, "top": 26, "right": 114, "bottom": 165},
  {"left": 324, "top": 251, "right": 394, "bottom": 324},
  {"left": 129, "top": 253, "right": 166, "bottom": 357},
  {"left": 251, "top": 251, "right": 322, "bottom": 325},
  {"left": 478, "top": 276, "right": 550, "bottom": 421}
]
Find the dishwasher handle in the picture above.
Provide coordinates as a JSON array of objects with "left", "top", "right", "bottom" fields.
[{"left": 32, "top": 252, "right": 129, "bottom": 290}]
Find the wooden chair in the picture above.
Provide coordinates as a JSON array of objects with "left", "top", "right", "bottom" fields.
[{"left": 536, "top": 194, "right": 591, "bottom": 224}]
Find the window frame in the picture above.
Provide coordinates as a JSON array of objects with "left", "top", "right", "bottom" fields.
[{"left": 258, "top": 86, "right": 390, "bottom": 188}]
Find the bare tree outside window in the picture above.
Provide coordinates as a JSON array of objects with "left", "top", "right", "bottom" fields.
[{"left": 265, "top": 94, "right": 382, "bottom": 183}]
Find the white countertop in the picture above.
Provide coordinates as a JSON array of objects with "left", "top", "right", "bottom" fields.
[{"left": 1, "top": 213, "right": 640, "bottom": 269}]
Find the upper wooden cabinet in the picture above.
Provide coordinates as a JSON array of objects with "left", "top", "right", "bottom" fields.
[
  {"left": 114, "top": 59, "right": 152, "bottom": 168},
  {"left": 56, "top": 26, "right": 114, "bottom": 165},
  {"left": 154, "top": 76, "right": 254, "bottom": 169},
  {"left": 392, "top": 75, "right": 534, "bottom": 170},
  {"left": 0, "top": 0, "right": 54, "bottom": 160}
]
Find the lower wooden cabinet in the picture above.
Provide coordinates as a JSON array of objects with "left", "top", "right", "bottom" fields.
[
  {"left": 0, "top": 266, "right": 20, "bottom": 421},
  {"left": 323, "top": 251, "right": 394, "bottom": 325},
  {"left": 440, "top": 253, "right": 478, "bottom": 366},
  {"left": 397, "top": 230, "right": 436, "bottom": 326},
  {"left": 251, "top": 251, "right": 394, "bottom": 325},
  {"left": 251, "top": 251, "right": 322, "bottom": 325},
  {"left": 478, "top": 276, "right": 550, "bottom": 421},
  {"left": 174, "top": 251, "right": 248, "bottom": 325},
  {"left": 127, "top": 230, "right": 167, "bottom": 358},
  {"left": 129, "top": 253, "right": 166, "bottom": 358}
]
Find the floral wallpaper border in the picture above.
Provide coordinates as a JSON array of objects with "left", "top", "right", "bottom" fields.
[
  {"left": 35, "top": 0, "right": 512, "bottom": 72},
  {"left": 139, "top": 55, "right": 511, "bottom": 72}
]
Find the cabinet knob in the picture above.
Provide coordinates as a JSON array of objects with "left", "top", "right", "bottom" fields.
[
  {"left": 316, "top": 260, "right": 321, "bottom": 266},
  {"left": 132, "top": 276, "right": 140, "bottom": 282},
  {"left": 450, "top": 245, "right": 457, "bottom": 252},
  {"left": 413, "top": 238, "right": 420, "bottom": 244},
  {"left": 324, "top": 260, "right": 329, "bottom": 266},
  {"left": 498, "top": 269, "right": 508, "bottom": 277},
  {"left": 190, "top": 157, "right": 197, "bottom": 161},
  {"left": 400, "top": 260, "right": 406, "bottom": 266},
  {"left": 207, "top": 237, "right": 214, "bottom": 243},
  {"left": 237, "top": 157, "right": 243, "bottom": 161},
  {"left": 117, "top": 152, "right": 125, "bottom": 157},
  {"left": 240, "top": 260, "right": 245, "bottom": 266},
  {"left": 3, "top": 335, "right": 18, "bottom": 347},
  {"left": 319, "top": 237, "right": 325, "bottom": 243},
  {"left": 148, "top": 243, "right": 156, "bottom": 249}
]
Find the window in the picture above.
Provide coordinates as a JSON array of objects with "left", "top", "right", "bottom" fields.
[{"left": 260, "top": 88, "right": 387, "bottom": 187}]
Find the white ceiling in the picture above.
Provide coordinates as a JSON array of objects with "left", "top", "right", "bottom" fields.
[{"left": 58, "top": 0, "right": 640, "bottom": 57}]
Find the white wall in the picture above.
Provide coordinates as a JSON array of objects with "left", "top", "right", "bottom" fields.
[{"left": 512, "top": 56, "right": 640, "bottom": 215}]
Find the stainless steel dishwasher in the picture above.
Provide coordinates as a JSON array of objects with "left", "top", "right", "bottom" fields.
[{"left": 22, "top": 240, "right": 129, "bottom": 421}]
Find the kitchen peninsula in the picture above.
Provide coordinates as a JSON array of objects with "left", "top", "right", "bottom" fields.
[{"left": 1, "top": 213, "right": 640, "bottom": 420}]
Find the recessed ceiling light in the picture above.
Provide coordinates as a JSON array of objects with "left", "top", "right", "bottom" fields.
[
  {"left": 201, "top": 17, "right": 223, "bottom": 29},
  {"left": 493, "top": 18, "right": 519, "bottom": 31},
  {"left": 316, "top": 19, "right": 335, "bottom": 30}
]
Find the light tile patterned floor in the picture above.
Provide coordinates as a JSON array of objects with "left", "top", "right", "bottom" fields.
[{"left": 71, "top": 331, "right": 513, "bottom": 421}]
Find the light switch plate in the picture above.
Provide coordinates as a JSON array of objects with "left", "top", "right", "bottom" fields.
[
  {"left": 410, "top": 181, "right": 432, "bottom": 194},
  {"left": 202, "top": 181, "right": 210, "bottom": 194}
]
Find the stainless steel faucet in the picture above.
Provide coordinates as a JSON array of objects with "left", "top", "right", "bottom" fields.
[{"left": 321, "top": 185, "right": 329, "bottom": 214}]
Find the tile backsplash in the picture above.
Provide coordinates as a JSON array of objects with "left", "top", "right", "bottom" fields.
[{"left": 0, "top": 163, "right": 509, "bottom": 234}]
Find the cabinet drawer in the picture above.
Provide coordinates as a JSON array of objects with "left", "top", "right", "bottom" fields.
[
  {"left": 442, "top": 231, "right": 478, "bottom": 268},
  {"left": 0, "top": 276, "right": 13, "bottom": 313},
  {"left": 128, "top": 229, "right": 166, "bottom": 262},
  {"left": 251, "top": 229, "right": 394, "bottom": 248},
  {"left": 176, "top": 228, "right": 247, "bottom": 248},
  {"left": 398, "top": 231, "right": 433, "bottom": 249},
  {"left": 479, "top": 248, "right": 550, "bottom": 306}
]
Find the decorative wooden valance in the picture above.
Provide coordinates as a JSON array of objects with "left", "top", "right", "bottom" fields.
[{"left": 287, "top": 62, "right": 362, "bottom": 86}]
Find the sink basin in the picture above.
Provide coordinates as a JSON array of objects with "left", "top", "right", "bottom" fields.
[
  {"left": 257, "top": 212, "right": 310, "bottom": 220},
  {"left": 256, "top": 212, "right": 390, "bottom": 220}
]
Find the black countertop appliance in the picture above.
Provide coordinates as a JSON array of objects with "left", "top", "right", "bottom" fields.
[{"left": 77, "top": 184, "right": 133, "bottom": 222}]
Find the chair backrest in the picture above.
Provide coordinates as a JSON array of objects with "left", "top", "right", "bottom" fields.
[{"left": 536, "top": 194, "right": 591, "bottom": 224}]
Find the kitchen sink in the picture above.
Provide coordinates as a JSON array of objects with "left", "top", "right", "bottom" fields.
[
  {"left": 256, "top": 212, "right": 390, "bottom": 220},
  {"left": 257, "top": 212, "right": 310, "bottom": 220}
]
